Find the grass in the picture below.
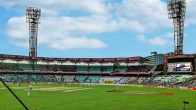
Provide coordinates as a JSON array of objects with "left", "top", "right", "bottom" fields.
[{"left": 0, "top": 83, "right": 196, "bottom": 110}]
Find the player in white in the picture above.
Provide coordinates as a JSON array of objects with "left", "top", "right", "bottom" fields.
[
  {"left": 27, "top": 89, "right": 30, "bottom": 96},
  {"left": 27, "top": 84, "right": 32, "bottom": 96},
  {"left": 30, "top": 84, "right": 32, "bottom": 90},
  {"left": 17, "top": 82, "right": 20, "bottom": 87}
]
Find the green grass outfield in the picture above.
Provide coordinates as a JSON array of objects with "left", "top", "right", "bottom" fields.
[{"left": 0, "top": 83, "right": 196, "bottom": 110}]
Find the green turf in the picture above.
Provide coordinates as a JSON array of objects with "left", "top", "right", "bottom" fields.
[{"left": 0, "top": 83, "right": 196, "bottom": 110}]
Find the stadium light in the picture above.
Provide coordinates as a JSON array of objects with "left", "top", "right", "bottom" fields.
[
  {"left": 167, "top": 0, "right": 186, "bottom": 55},
  {"left": 26, "top": 7, "right": 41, "bottom": 57}
]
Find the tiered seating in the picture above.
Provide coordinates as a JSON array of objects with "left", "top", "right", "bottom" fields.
[
  {"left": 55, "top": 75, "right": 62, "bottom": 82},
  {"left": 149, "top": 75, "right": 193, "bottom": 86},
  {"left": 49, "top": 65, "right": 53, "bottom": 71},
  {"left": 115, "top": 66, "right": 127, "bottom": 72},
  {"left": 136, "top": 77, "right": 151, "bottom": 84},
  {"left": 60, "top": 66, "right": 76, "bottom": 72},
  {"left": 178, "top": 78, "right": 196, "bottom": 88},
  {"left": 90, "top": 76, "right": 100, "bottom": 83},
  {"left": 33, "top": 65, "right": 41, "bottom": 71},
  {"left": 43, "top": 75, "right": 56, "bottom": 82},
  {"left": 124, "top": 76, "right": 151, "bottom": 85},
  {"left": 76, "top": 66, "right": 88, "bottom": 72},
  {"left": 75, "top": 75, "right": 88, "bottom": 83},
  {"left": 17, "top": 74, "right": 31, "bottom": 82},
  {"left": 102, "top": 66, "right": 113, "bottom": 72},
  {"left": 2, "top": 74, "right": 18, "bottom": 82},
  {"left": 30, "top": 74, "right": 44, "bottom": 82},
  {"left": 85, "top": 76, "right": 100, "bottom": 83},
  {"left": 176, "top": 75, "right": 193, "bottom": 82},
  {"left": 19, "top": 64, "right": 32, "bottom": 71},
  {"left": 118, "top": 77, "right": 130, "bottom": 84},
  {"left": 0, "top": 63, "right": 19, "bottom": 70},
  {"left": 40, "top": 65, "right": 48, "bottom": 71},
  {"left": 62, "top": 75, "right": 75, "bottom": 83},
  {"left": 89, "top": 66, "right": 101, "bottom": 72},
  {"left": 127, "top": 65, "right": 154, "bottom": 72},
  {"left": 153, "top": 75, "right": 192, "bottom": 83},
  {"left": 125, "top": 76, "right": 138, "bottom": 84}
]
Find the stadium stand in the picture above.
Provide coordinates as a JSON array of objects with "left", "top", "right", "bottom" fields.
[
  {"left": 55, "top": 75, "right": 62, "bottom": 83},
  {"left": 2, "top": 74, "right": 18, "bottom": 83},
  {"left": 102, "top": 66, "right": 114, "bottom": 72},
  {"left": 118, "top": 77, "right": 130, "bottom": 84},
  {"left": 62, "top": 75, "right": 75, "bottom": 83},
  {"left": 17, "top": 74, "right": 31, "bottom": 82},
  {"left": 75, "top": 75, "right": 88, "bottom": 83},
  {"left": 33, "top": 65, "right": 41, "bottom": 71},
  {"left": 30, "top": 74, "right": 44, "bottom": 82},
  {"left": 114, "top": 66, "right": 127, "bottom": 72},
  {"left": 147, "top": 75, "right": 193, "bottom": 87},
  {"left": 43, "top": 75, "right": 56, "bottom": 82},
  {"left": 76, "top": 66, "right": 88, "bottom": 72},
  {"left": 61, "top": 66, "right": 76, "bottom": 72},
  {"left": 19, "top": 64, "right": 33, "bottom": 71},
  {"left": 178, "top": 78, "right": 196, "bottom": 88},
  {"left": 127, "top": 65, "right": 154, "bottom": 72},
  {"left": 89, "top": 66, "right": 101, "bottom": 72},
  {"left": 0, "top": 54, "right": 196, "bottom": 88},
  {"left": 82, "top": 75, "right": 100, "bottom": 83},
  {"left": 87, "top": 76, "right": 100, "bottom": 83},
  {"left": 125, "top": 76, "right": 139, "bottom": 84},
  {"left": 0, "top": 63, "right": 19, "bottom": 70}
]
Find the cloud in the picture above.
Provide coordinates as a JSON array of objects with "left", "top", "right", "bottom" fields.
[
  {"left": 6, "top": 16, "right": 27, "bottom": 39},
  {"left": 112, "top": 0, "right": 171, "bottom": 32},
  {"left": 148, "top": 37, "right": 172, "bottom": 46},
  {"left": 2, "top": 0, "right": 171, "bottom": 32},
  {"left": 137, "top": 35, "right": 146, "bottom": 42},
  {"left": 137, "top": 33, "right": 173, "bottom": 46},
  {"left": 3, "top": 0, "right": 196, "bottom": 50},
  {"left": 0, "top": 0, "right": 108, "bottom": 15},
  {"left": 6, "top": 16, "right": 106, "bottom": 50},
  {"left": 49, "top": 37, "right": 106, "bottom": 50},
  {"left": 185, "top": 0, "right": 196, "bottom": 25}
]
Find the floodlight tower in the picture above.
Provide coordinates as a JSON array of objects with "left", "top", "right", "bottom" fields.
[
  {"left": 26, "top": 7, "right": 41, "bottom": 57},
  {"left": 167, "top": 0, "right": 186, "bottom": 55}
]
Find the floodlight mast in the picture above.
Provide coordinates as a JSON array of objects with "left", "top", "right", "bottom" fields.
[
  {"left": 167, "top": 0, "right": 186, "bottom": 55},
  {"left": 26, "top": 7, "right": 41, "bottom": 57}
]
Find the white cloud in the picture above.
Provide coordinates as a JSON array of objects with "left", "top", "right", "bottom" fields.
[
  {"left": 112, "top": 0, "right": 171, "bottom": 32},
  {"left": 57, "top": 15, "right": 119, "bottom": 33},
  {"left": 148, "top": 37, "right": 172, "bottom": 46},
  {"left": 137, "top": 35, "right": 146, "bottom": 42},
  {"left": 49, "top": 37, "right": 106, "bottom": 50},
  {"left": 185, "top": 0, "right": 196, "bottom": 25},
  {"left": 137, "top": 33, "right": 173, "bottom": 46},
  {"left": 6, "top": 16, "right": 27, "bottom": 39},
  {"left": 0, "top": 0, "right": 108, "bottom": 15},
  {"left": 6, "top": 16, "right": 106, "bottom": 50},
  {"left": 3, "top": 0, "right": 196, "bottom": 50},
  {"left": 2, "top": 0, "right": 171, "bottom": 32}
]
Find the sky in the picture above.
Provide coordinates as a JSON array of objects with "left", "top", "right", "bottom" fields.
[{"left": 0, "top": 0, "right": 195, "bottom": 58}]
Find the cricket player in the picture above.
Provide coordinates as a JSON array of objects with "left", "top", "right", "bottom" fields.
[{"left": 27, "top": 84, "right": 32, "bottom": 96}]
